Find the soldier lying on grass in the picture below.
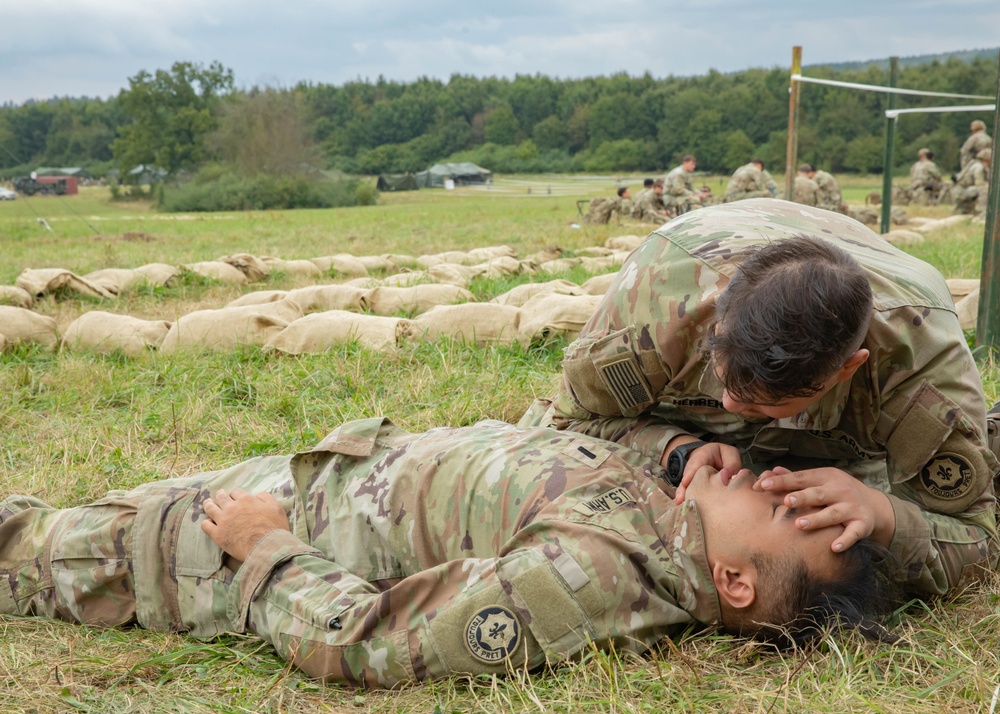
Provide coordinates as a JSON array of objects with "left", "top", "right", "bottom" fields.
[{"left": 0, "top": 419, "right": 897, "bottom": 688}]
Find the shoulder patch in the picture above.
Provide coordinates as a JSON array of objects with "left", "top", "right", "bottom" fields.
[
  {"left": 573, "top": 486, "right": 636, "bottom": 516},
  {"left": 920, "top": 453, "right": 974, "bottom": 501},
  {"left": 465, "top": 607, "right": 520, "bottom": 664},
  {"left": 597, "top": 355, "right": 653, "bottom": 412}
]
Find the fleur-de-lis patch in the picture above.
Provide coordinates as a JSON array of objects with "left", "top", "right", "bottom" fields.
[
  {"left": 920, "top": 453, "right": 973, "bottom": 500},
  {"left": 465, "top": 606, "right": 520, "bottom": 664}
]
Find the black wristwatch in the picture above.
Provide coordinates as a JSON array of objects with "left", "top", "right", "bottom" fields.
[{"left": 665, "top": 440, "right": 707, "bottom": 486}]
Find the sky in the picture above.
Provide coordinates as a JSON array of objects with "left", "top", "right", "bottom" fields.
[{"left": 2, "top": 0, "right": 999, "bottom": 105}]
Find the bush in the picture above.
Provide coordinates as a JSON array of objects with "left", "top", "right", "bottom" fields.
[{"left": 159, "top": 169, "right": 379, "bottom": 212}]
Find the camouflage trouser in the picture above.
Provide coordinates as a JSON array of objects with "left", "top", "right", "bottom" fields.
[{"left": 0, "top": 492, "right": 139, "bottom": 626}]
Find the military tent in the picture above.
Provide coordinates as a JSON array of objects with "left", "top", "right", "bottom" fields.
[
  {"left": 415, "top": 163, "right": 492, "bottom": 188},
  {"left": 376, "top": 173, "right": 419, "bottom": 191}
]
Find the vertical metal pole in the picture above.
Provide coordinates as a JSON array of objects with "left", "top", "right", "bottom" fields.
[
  {"left": 974, "top": 51, "right": 1000, "bottom": 354},
  {"left": 784, "top": 46, "right": 802, "bottom": 200},
  {"left": 879, "top": 57, "right": 899, "bottom": 234}
]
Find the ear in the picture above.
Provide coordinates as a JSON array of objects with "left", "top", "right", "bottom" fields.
[
  {"left": 834, "top": 348, "right": 869, "bottom": 383},
  {"left": 712, "top": 560, "right": 756, "bottom": 611}
]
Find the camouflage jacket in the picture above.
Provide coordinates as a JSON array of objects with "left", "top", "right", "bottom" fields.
[
  {"left": 956, "top": 159, "right": 988, "bottom": 189},
  {"left": 909, "top": 160, "right": 943, "bottom": 191},
  {"left": 543, "top": 199, "right": 998, "bottom": 595},
  {"left": 723, "top": 164, "right": 770, "bottom": 203},
  {"left": 960, "top": 131, "right": 993, "bottom": 168},
  {"left": 631, "top": 190, "right": 667, "bottom": 223},
  {"left": 812, "top": 171, "right": 842, "bottom": 210},
  {"left": 793, "top": 176, "right": 819, "bottom": 206},
  {"left": 130, "top": 420, "right": 718, "bottom": 687},
  {"left": 663, "top": 165, "right": 695, "bottom": 207}
]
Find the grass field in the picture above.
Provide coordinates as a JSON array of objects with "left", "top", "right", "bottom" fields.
[{"left": 1, "top": 177, "right": 999, "bottom": 713}]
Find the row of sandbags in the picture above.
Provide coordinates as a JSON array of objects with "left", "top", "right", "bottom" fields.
[
  {"left": 1, "top": 292, "right": 605, "bottom": 357},
  {"left": 2, "top": 238, "right": 644, "bottom": 307}
]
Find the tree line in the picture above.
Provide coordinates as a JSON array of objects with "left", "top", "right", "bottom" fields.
[{"left": 0, "top": 55, "right": 996, "bottom": 181}]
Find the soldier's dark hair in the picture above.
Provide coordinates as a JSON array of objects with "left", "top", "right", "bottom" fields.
[
  {"left": 751, "top": 158, "right": 765, "bottom": 169},
  {"left": 617, "top": 186, "right": 628, "bottom": 197},
  {"left": 728, "top": 538, "right": 900, "bottom": 649},
  {"left": 709, "top": 236, "right": 873, "bottom": 404},
  {"left": 653, "top": 179, "right": 664, "bottom": 188},
  {"left": 925, "top": 151, "right": 935, "bottom": 161},
  {"left": 644, "top": 178, "right": 655, "bottom": 188},
  {"left": 682, "top": 155, "right": 696, "bottom": 163}
]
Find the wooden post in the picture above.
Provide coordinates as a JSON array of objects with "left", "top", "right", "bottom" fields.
[
  {"left": 879, "top": 57, "right": 899, "bottom": 235},
  {"left": 784, "top": 47, "right": 802, "bottom": 201},
  {"left": 975, "top": 51, "right": 1000, "bottom": 355}
]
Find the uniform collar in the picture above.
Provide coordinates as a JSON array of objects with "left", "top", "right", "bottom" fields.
[{"left": 660, "top": 498, "right": 722, "bottom": 626}]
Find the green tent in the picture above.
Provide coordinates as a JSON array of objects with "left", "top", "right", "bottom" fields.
[
  {"left": 376, "top": 173, "right": 419, "bottom": 191},
  {"left": 415, "top": 162, "right": 492, "bottom": 188}
]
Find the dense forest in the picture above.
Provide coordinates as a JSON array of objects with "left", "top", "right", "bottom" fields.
[{"left": 0, "top": 54, "right": 996, "bottom": 182}]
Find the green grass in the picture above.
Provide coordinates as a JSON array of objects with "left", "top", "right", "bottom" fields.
[{"left": 2, "top": 177, "right": 1000, "bottom": 712}]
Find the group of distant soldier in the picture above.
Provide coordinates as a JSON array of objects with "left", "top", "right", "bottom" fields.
[{"left": 583, "top": 118, "right": 992, "bottom": 227}]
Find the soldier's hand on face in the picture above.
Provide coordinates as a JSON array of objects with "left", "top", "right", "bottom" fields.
[
  {"left": 752, "top": 466, "right": 896, "bottom": 552},
  {"left": 673, "top": 442, "right": 743, "bottom": 503},
  {"left": 201, "top": 488, "right": 291, "bottom": 563}
]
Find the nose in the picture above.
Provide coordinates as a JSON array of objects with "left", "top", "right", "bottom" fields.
[{"left": 722, "top": 390, "right": 749, "bottom": 414}]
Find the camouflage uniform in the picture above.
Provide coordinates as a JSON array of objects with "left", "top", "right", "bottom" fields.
[
  {"left": 793, "top": 175, "right": 819, "bottom": 206},
  {"left": 812, "top": 170, "right": 843, "bottom": 212},
  {"left": 761, "top": 169, "right": 778, "bottom": 197},
  {"left": 631, "top": 190, "right": 668, "bottom": 224},
  {"left": 662, "top": 165, "right": 697, "bottom": 213},
  {"left": 960, "top": 130, "right": 993, "bottom": 169},
  {"left": 908, "top": 159, "right": 944, "bottom": 206},
  {"left": 534, "top": 199, "right": 998, "bottom": 596},
  {"left": 722, "top": 164, "right": 770, "bottom": 203},
  {"left": 953, "top": 157, "right": 989, "bottom": 215},
  {"left": 0, "top": 420, "right": 718, "bottom": 687}
]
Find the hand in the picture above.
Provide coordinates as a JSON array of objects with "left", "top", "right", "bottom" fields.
[
  {"left": 673, "top": 442, "right": 743, "bottom": 503},
  {"left": 752, "top": 466, "right": 895, "bottom": 552},
  {"left": 201, "top": 488, "right": 291, "bottom": 562}
]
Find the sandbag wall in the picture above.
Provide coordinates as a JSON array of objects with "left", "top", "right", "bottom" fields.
[{"left": 0, "top": 237, "right": 647, "bottom": 355}]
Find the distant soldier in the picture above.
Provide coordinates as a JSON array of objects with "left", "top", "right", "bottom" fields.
[
  {"left": 806, "top": 165, "right": 845, "bottom": 213},
  {"left": 793, "top": 164, "right": 819, "bottom": 206},
  {"left": 960, "top": 119, "right": 993, "bottom": 169},
  {"left": 583, "top": 187, "right": 633, "bottom": 225},
  {"left": 908, "top": 149, "right": 944, "bottom": 206},
  {"left": 954, "top": 148, "right": 990, "bottom": 216},
  {"left": 723, "top": 159, "right": 771, "bottom": 203},
  {"left": 631, "top": 179, "right": 670, "bottom": 223},
  {"left": 663, "top": 155, "right": 707, "bottom": 214}
]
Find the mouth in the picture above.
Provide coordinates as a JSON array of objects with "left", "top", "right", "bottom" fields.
[{"left": 723, "top": 468, "right": 755, "bottom": 489}]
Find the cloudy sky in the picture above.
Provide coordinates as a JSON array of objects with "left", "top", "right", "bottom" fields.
[{"left": 2, "top": 0, "right": 998, "bottom": 104}]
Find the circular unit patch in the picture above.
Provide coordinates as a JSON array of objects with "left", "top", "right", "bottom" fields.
[
  {"left": 920, "top": 452, "right": 973, "bottom": 500},
  {"left": 464, "top": 606, "right": 520, "bottom": 664}
]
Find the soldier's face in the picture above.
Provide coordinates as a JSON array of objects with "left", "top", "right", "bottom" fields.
[{"left": 686, "top": 466, "right": 842, "bottom": 579}]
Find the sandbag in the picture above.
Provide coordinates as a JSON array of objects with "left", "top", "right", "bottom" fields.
[
  {"left": 355, "top": 255, "right": 398, "bottom": 272},
  {"left": 429, "top": 250, "right": 478, "bottom": 266},
  {"left": 526, "top": 246, "right": 564, "bottom": 264},
  {"left": 880, "top": 230, "right": 924, "bottom": 246},
  {"left": 427, "top": 263, "right": 483, "bottom": 287},
  {"left": 261, "top": 257, "right": 323, "bottom": 278},
  {"left": 491, "top": 280, "right": 585, "bottom": 307},
  {"left": 382, "top": 253, "right": 421, "bottom": 270},
  {"left": 134, "top": 263, "right": 181, "bottom": 286},
  {"left": 577, "top": 247, "right": 615, "bottom": 257},
  {"left": 518, "top": 293, "right": 603, "bottom": 344},
  {"left": 0, "top": 306, "right": 59, "bottom": 348},
  {"left": 947, "top": 279, "right": 980, "bottom": 301},
  {"left": 955, "top": 288, "right": 979, "bottom": 330},
  {"left": 218, "top": 254, "right": 271, "bottom": 282},
  {"left": 539, "top": 258, "right": 583, "bottom": 274},
  {"left": 467, "top": 245, "right": 517, "bottom": 262},
  {"left": 472, "top": 256, "right": 525, "bottom": 279},
  {"left": 344, "top": 277, "right": 384, "bottom": 288},
  {"left": 226, "top": 290, "right": 290, "bottom": 308},
  {"left": 578, "top": 256, "right": 621, "bottom": 273},
  {"left": 361, "top": 285, "right": 475, "bottom": 316},
  {"left": 581, "top": 273, "right": 618, "bottom": 295},
  {"left": 0, "top": 333, "right": 6, "bottom": 352},
  {"left": 415, "top": 255, "right": 445, "bottom": 268},
  {"left": 62, "top": 311, "right": 172, "bottom": 356},
  {"left": 604, "top": 235, "right": 643, "bottom": 251},
  {"left": 0, "top": 286, "right": 34, "bottom": 308},
  {"left": 83, "top": 268, "right": 141, "bottom": 295},
  {"left": 183, "top": 261, "right": 249, "bottom": 285},
  {"left": 160, "top": 299, "right": 303, "bottom": 352},
  {"left": 400, "top": 304, "right": 522, "bottom": 346},
  {"left": 382, "top": 271, "right": 431, "bottom": 287},
  {"left": 265, "top": 311, "right": 404, "bottom": 354},
  {"left": 914, "top": 215, "right": 971, "bottom": 234},
  {"left": 310, "top": 255, "right": 369, "bottom": 278},
  {"left": 286, "top": 285, "right": 367, "bottom": 313},
  {"left": 16, "top": 268, "right": 116, "bottom": 300}
]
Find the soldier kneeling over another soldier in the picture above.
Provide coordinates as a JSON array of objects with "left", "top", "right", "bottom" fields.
[{"left": 0, "top": 419, "right": 897, "bottom": 687}]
